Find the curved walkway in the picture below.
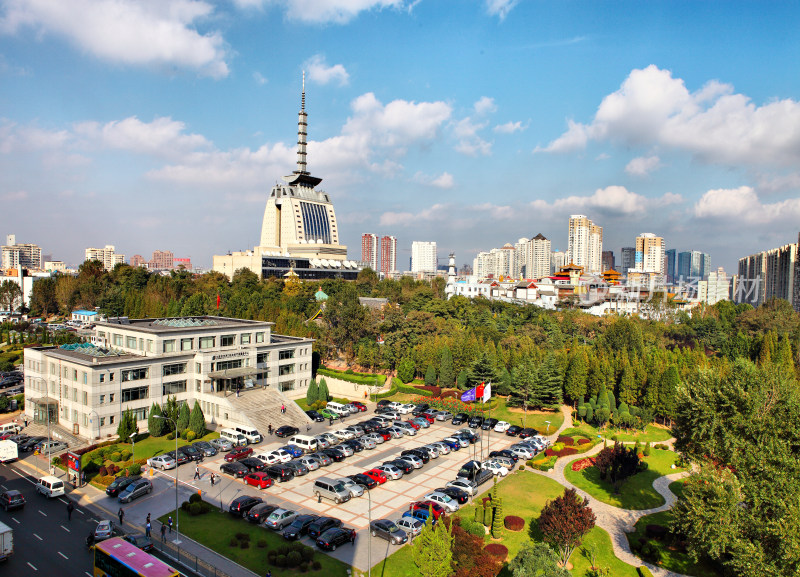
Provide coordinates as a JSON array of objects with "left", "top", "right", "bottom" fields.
[{"left": 533, "top": 409, "right": 690, "bottom": 577}]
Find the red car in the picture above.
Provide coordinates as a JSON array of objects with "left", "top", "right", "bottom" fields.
[
  {"left": 351, "top": 401, "right": 367, "bottom": 412},
  {"left": 419, "top": 413, "right": 435, "bottom": 424},
  {"left": 363, "top": 469, "right": 388, "bottom": 484},
  {"left": 411, "top": 500, "right": 446, "bottom": 520},
  {"left": 405, "top": 420, "right": 421, "bottom": 430},
  {"left": 375, "top": 430, "right": 392, "bottom": 441},
  {"left": 225, "top": 446, "right": 253, "bottom": 462},
  {"left": 244, "top": 472, "right": 274, "bottom": 489}
]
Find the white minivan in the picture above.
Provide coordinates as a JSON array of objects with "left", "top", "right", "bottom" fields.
[
  {"left": 0, "top": 423, "right": 21, "bottom": 435},
  {"left": 36, "top": 475, "right": 65, "bottom": 498},
  {"left": 287, "top": 434, "right": 318, "bottom": 453},
  {"left": 219, "top": 428, "right": 248, "bottom": 446},
  {"left": 233, "top": 425, "right": 262, "bottom": 444},
  {"left": 325, "top": 402, "right": 349, "bottom": 417}
]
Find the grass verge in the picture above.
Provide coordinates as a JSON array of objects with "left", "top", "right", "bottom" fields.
[{"left": 570, "top": 525, "right": 640, "bottom": 577}]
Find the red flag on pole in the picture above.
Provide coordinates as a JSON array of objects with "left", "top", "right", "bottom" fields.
[
  {"left": 476, "top": 382, "right": 485, "bottom": 399},
  {"left": 216, "top": 294, "right": 221, "bottom": 310}
]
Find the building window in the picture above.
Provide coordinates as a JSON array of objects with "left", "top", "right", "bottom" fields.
[
  {"left": 126, "top": 336, "right": 136, "bottom": 349},
  {"left": 221, "top": 335, "right": 235, "bottom": 347},
  {"left": 199, "top": 336, "right": 215, "bottom": 349},
  {"left": 73, "top": 409, "right": 78, "bottom": 423},
  {"left": 100, "top": 395, "right": 105, "bottom": 404},
  {"left": 110, "top": 373, "right": 115, "bottom": 382},
  {"left": 147, "top": 340, "right": 154, "bottom": 353},
  {"left": 138, "top": 338, "right": 144, "bottom": 351},
  {"left": 113, "top": 334, "right": 123, "bottom": 346},
  {"left": 130, "top": 407, "right": 148, "bottom": 421},
  {"left": 83, "top": 391, "right": 88, "bottom": 405},
  {"left": 109, "top": 415, "right": 115, "bottom": 425},
  {"left": 109, "top": 393, "right": 115, "bottom": 402},
  {"left": 215, "top": 359, "right": 242, "bottom": 371},
  {"left": 100, "top": 374, "right": 105, "bottom": 383},
  {"left": 278, "top": 364, "right": 294, "bottom": 376},
  {"left": 83, "top": 414, "right": 88, "bottom": 426},
  {"left": 73, "top": 369, "right": 78, "bottom": 381},
  {"left": 280, "top": 380, "right": 295, "bottom": 391},
  {"left": 163, "top": 380, "right": 187, "bottom": 396},
  {"left": 255, "top": 332, "right": 265, "bottom": 343},
  {"left": 100, "top": 417, "right": 106, "bottom": 426},
  {"left": 121, "top": 368, "right": 148, "bottom": 382},
  {"left": 278, "top": 350, "right": 295, "bottom": 360},
  {"left": 163, "top": 340, "right": 176, "bottom": 353},
  {"left": 195, "top": 380, "right": 201, "bottom": 392},
  {"left": 121, "top": 386, "right": 149, "bottom": 402},
  {"left": 162, "top": 363, "right": 187, "bottom": 377},
  {"left": 195, "top": 362, "right": 202, "bottom": 373},
  {"left": 240, "top": 333, "right": 251, "bottom": 345},
  {"left": 72, "top": 388, "right": 78, "bottom": 402},
  {"left": 181, "top": 338, "right": 193, "bottom": 351},
  {"left": 82, "top": 372, "right": 87, "bottom": 384},
  {"left": 257, "top": 352, "right": 268, "bottom": 364}
]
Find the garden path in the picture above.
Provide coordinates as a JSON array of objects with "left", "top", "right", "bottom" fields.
[{"left": 531, "top": 410, "right": 689, "bottom": 577}]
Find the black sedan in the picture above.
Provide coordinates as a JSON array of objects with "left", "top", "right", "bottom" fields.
[
  {"left": 358, "top": 421, "right": 379, "bottom": 433},
  {"left": 229, "top": 495, "right": 263, "bottom": 517},
  {"left": 307, "top": 516, "right": 343, "bottom": 539},
  {"left": 401, "top": 448, "right": 430, "bottom": 464},
  {"left": 316, "top": 527, "right": 353, "bottom": 551},
  {"left": 282, "top": 514, "right": 320, "bottom": 540},
  {"left": 467, "top": 415, "right": 485, "bottom": 428},
  {"left": 506, "top": 425, "right": 523, "bottom": 437},
  {"left": 306, "top": 410, "right": 324, "bottom": 422},
  {"left": 167, "top": 450, "right": 190, "bottom": 466},
  {"left": 370, "top": 519, "right": 408, "bottom": 545},
  {"left": 456, "top": 431, "right": 479, "bottom": 444},
  {"left": 376, "top": 400, "right": 392, "bottom": 408},
  {"left": 385, "top": 459, "right": 413, "bottom": 474},
  {"left": 481, "top": 418, "right": 499, "bottom": 431},
  {"left": 0, "top": 490, "right": 25, "bottom": 511},
  {"left": 343, "top": 440, "right": 364, "bottom": 453},
  {"left": 348, "top": 473, "right": 377, "bottom": 490},
  {"left": 321, "top": 448, "right": 347, "bottom": 463},
  {"left": 518, "top": 428, "right": 537, "bottom": 439},
  {"left": 122, "top": 533, "right": 154, "bottom": 552},
  {"left": 451, "top": 412, "right": 469, "bottom": 425},
  {"left": 435, "top": 486, "right": 470, "bottom": 505},
  {"left": 276, "top": 426, "right": 300, "bottom": 438},
  {"left": 18, "top": 436, "right": 46, "bottom": 452},
  {"left": 490, "top": 449, "right": 519, "bottom": 462},
  {"left": 105, "top": 475, "right": 140, "bottom": 497},
  {"left": 246, "top": 503, "right": 279, "bottom": 524},
  {"left": 240, "top": 457, "right": 267, "bottom": 472},
  {"left": 220, "top": 462, "right": 249, "bottom": 478},
  {"left": 178, "top": 444, "right": 203, "bottom": 461}
]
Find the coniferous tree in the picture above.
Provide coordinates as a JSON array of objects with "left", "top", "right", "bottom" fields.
[
  {"left": 162, "top": 396, "right": 179, "bottom": 432},
  {"left": 318, "top": 378, "right": 330, "bottom": 402},
  {"left": 618, "top": 365, "right": 637, "bottom": 405},
  {"left": 147, "top": 403, "right": 164, "bottom": 436},
  {"left": 531, "top": 353, "right": 563, "bottom": 408},
  {"left": 412, "top": 506, "right": 454, "bottom": 577},
  {"left": 470, "top": 350, "right": 496, "bottom": 386},
  {"left": 424, "top": 364, "right": 437, "bottom": 386},
  {"left": 564, "top": 350, "right": 588, "bottom": 403},
  {"left": 509, "top": 542, "right": 570, "bottom": 577},
  {"left": 176, "top": 402, "right": 190, "bottom": 434},
  {"left": 117, "top": 408, "right": 137, "bottom": 440},
  {"left": 188, "top": 400, "right": 206, "bottom": 438},
  {"left": 496, "top": 366, "right": 513, "bottom": 396},
  {"left": 457, "top": 369, "right": 469, "bottom": 390},
  {"left": 439, "top": 346, "right": 455, "bottom": 388},
  {"left": 306, "top": 379, "right": 319, "bottom": 405}
]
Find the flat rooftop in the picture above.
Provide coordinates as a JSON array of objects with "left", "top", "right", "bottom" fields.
[{"left": 96, "top": 316, "right": 273, "bottom": 334}]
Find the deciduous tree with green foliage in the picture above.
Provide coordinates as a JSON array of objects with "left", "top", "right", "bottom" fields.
[
  {"left": 412, "top": 506, "right": 454, "bottom": 577},
  {"left": 509, "top": 542, "right": 570, "bottom": 577}
]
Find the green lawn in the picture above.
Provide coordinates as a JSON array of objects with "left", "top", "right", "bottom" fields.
[
  {"left": 570, "top": 526, "right": 640, "bottom": 577},
  {"left": 82, "top": 431, "right": 220, "bottom": 468},
  {"left": 565, "top": 420, "right": 673, "bottom": 443},
  {"left": 488, "top": 399, "right": 564, "bottom": 434},
  {"left": 669, "top": 479, "right": 686, "bottom": 499},
  {"left": 626, "top": 510, "right": 723, "bottom": 577},
  {"left": 564, "top": 449, "right": 684, "bottom": 510},
  {"left": 372, "top": 471, "right": 566, "bottom": 577},
  {"left": 158, "top": 506, "right": 349, "bottom": 577}
]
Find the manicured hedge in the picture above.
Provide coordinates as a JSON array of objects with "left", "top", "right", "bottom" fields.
[
  {"left": 484, "top": 544, "right": 508, "bottom": 560},
  {"left": 317, "top": 367, "right": 386, "bottom": 385},
  {"left": 503, "top": 516, "right": 525, "bottom": 531},
  {"left": 396, "top": 383, "right": 435, "bottom": 397},
  {"left": 638, "top": 567, "right": 654, "bottom": 577}
]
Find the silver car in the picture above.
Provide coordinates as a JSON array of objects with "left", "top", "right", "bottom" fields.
[
  {"left": 386, "top": 427, "right": 405, "bottom": 439},
  {"left": 393, "top": 422, "right": 417, "bottom": 436},
  {"left": 337, "top": 444, "right": 354, "bottom": 457},
  {"left": 320, "top": 432, "right": 339, "bottom": 446},
  {"left": 446, "top": 478, "right": 478, "bottom": 496},
  {"left": 309, "top": 452, "right": 333, "bottom": 467},
  {"left": 210, "top": 438, "right": 234, "bottom": 452},
  {"left": 298, "top": 456, "right": 321, "bottom": 471},
  {"left": 509, "top": 445, "right": 534, "bottom": 459},
  {"left": 375, "top": 464, "right": 403, "bottom": 480},
  {"left": 265, "top": 508, "right": 298, "bottom": 530},
  {"left": 397, "top": 454, "right": 423, "bottom": 469},
  {"left": 430, "top": 441, "right": 451, "bottom": 455},
  {"left": 339, "top": 477, "right": 365, "bottom": 498},
  {"left": 423, "top": 444, "right": 441, "bottom": 458},
  {"left": 314, "top": 435, "right": 331, "bottom": 449},
  {"left": 435, "top": 410, "right": 453, "bottom": 421},
  {"left": 395, "top": 516, "right": 423, "bottom": 536},
  {"left": 364, "top": 432, "right": 385, "bottom": 445},
  {"left": 359, "top": 436, "right": 377, "bottom": 449},
  {"left": 147, "top": 454, "right": 176, "bottom": 470}
]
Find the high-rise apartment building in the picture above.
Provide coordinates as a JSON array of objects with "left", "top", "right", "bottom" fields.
[
  {"left": 567, "top": 215, "right": 602, "bottom": 274},
  {"left": 738, "top": 239, "right": 798, "bottom": 310},
  {"left": 130, "top": 255, "right": 146, "bottom": 268},
  {"left": 527, "top": 233, "right": 552, "bottom": 279},
  {"left": 677, "top": 251, "right": 710, "bottom": 281},
  {"left": 2, "top": 234, "right": 43, "bottom": 270},
  {"left": 665, "top": 249, "right": 676, "bottom": 284},
  {"left": 550, "top": 251, "right": 565, "bottom": 274},
  {"left": 601, "top": 250, "right": 615, "bottom": 273},
  {"left": 85, "top": 245, "right": 125, "bottom": 271},
  {"left": 698, "top": 267, "right": 731, "bottom": 305},
  {"left": 411, "top": 241, "right": 437, "bottom": 273},
  {"left": 148, "top": 250, "right": 174, "bottom": 270},
  {"left": 361, "top": 233, "right": 379, "bottom": 271},
  {"left": 620, "top": 247, "right": 635, "bottom": 273},
  {"left": 632, "top": 233, "right": 665, "bottom": 273},
  {"left": 379, "top": 236, "right": 397, "bottom": 275}
]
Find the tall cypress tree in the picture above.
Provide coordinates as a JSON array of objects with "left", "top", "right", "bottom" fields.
[
  {"left": 318, "top": 378, "right": 330, "bottom": 402},
  {"left": 306, "top": 379, "right": 319, "bottom": 405},
  {"left": 188, "top": 400, "right": 206, "bottom": 437},
  {"left": 438, "top": 346, "right": 455, "bottom": 388},
  {"left": 176, "top": 402, "right": 190, "bottom": 435},
  {"left": 147, "top": 403, "right": 164, "bottom": 436}
]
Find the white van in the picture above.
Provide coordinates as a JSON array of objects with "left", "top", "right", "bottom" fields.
[
  {"left": 0, "top": 423, "right": 21, "bottom": 435},
  {"left": 36, "top": 475, "right": 65, "bottom": 498},
  {"left": 325, "top": 402, "right": 349, "bottom": 416},
  {"left": 287, "top": 434, "right": 318, "bottom": 453},
  {"left": 233, "top": 425, "right": 262, "bottom": 444},
  {"left": 219, "top": 428, "right": 248, "bottom": 447}
]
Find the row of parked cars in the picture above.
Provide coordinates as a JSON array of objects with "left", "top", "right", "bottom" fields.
[
  {"left": 0, "top": 431, "right": 68, "bottom": 454},
  {"left": 145, "top": 439, "right": 224, "bottom": 470}
]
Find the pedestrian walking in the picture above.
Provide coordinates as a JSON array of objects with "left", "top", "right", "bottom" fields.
[
  {"left": 118, "top": 507, "right": 125, "bottom": 525},
  {"left": 281, "top": 404, "right": 285, "bottom": 414},
  {"left": 145, "top": 521, "right": 151, "bottom": 538},
  {"left": 268, "top": 424, "right": 273, "bottom": 435},
  {"left": 146, "top": 513, "right": 151, "bottom": 525},
  {"left": 265, "top": 570, "right": 272, "bottom": 577},
  {"left": 350, "top": 529, "right": 356, "bottom": 545},
  {"left": 193, "top": 465, "right": 200, "bottom": 480},
  {"left": 328, "top": 417, "right": 333, "bottom": 426},
  {"left": 168, "top": 516, "right": 173, "bottom": 533},
  {"left": 210, "top": 472, "right": 215, "bottom": 486},
  {"left": 67, "top": 500, "right": 74, "bottom": 521},
  {"left": 161, "top": 524, "right": 167, "bottom": 541}
]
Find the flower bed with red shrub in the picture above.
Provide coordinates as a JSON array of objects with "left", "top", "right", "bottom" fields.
[
  {"left": 414, "top": 385, "right": 442, "bottom": 397},
  {"left": 577, "top": 438, "right": 591, "bottom": 445},
  {"left": 546, "top": 446, "right": 580, "bottom": 458},
  {"left": 503, "top": 516, "right": 525, "bottom": 531},
  {"left": 557, "top": 435, "right": 575, "bottom": 446},
  {"left": 484, "top": 543, "right": 509, "bottom": 560},
  {"left": 571, "top": 457, "right": 596, "bottom": 472},
  {"left": 412, "top": 395, "right": 489, "bottom": 416}
]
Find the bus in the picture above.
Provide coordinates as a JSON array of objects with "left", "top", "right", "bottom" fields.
[{"left": 94, "top": 537, "right": 180, "bottom": 577}]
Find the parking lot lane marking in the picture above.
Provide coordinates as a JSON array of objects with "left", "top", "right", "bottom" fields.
[
  {"left": 86, "top": 572, "right": 94, "bottom": 577},
  {"left": 0, "top": 484, "right": 6, "bottom": 490},
  {"left": 61, "top": 525, "right": 70, "bottom": 532},
  {"left": 11, "top": 517, "right": 19, "bottom": 524},
  {"left": 58, "top": 551, "right": 69, "bottom": 559},
  {"left": 38, "top": 509, "right": 47, "bottom": 516},
  {"left": 33, "top": 533, "right": 42, "bottom": 541},
  {"left": 58, "top": 497, "right": 68, "bottom": 504},
  {"left": 77, "top": 508, "right": 85, "bottom": 515},
  {"left": 27, "top": 562, "right": 38, "bottom": 571}
]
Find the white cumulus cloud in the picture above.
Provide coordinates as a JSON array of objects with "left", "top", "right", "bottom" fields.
[
  {"left": 379, "top": 203, "right": 449, "bottom": 227},
  {"left": 74, "top": 116, "right": 210, "bottom": 159},
  {"left": 625, "top": 155, "right": 661, "bottom": 176},
  {"left": 494, "top": 120, "right": 527, "bottom": 134},
  {"left": 305, "top": 54, "right": 349, "bottom": 86},
  {"left": 258, "top": 0, "right": 407, "bottom": 24},
  {"left": 530, "top": 185, "right": 680, "bottom": 217},
  {"left": 693, "top": 186, "right": 800, "bottom": 224},
  {"left": 431, "top": 172, "right": 454, "bottom": 189},
  {"left": 538, "top": 65, "right": 800, "bottom": 168},
  {"left": 474, "top": 96, "right": 497, "bottom": 116},
  {"left": 0, "top": 0, "right": 229, "bottom": 78},
  {"left": 485, "top": 0, "right": 520, "bottom": 20}
]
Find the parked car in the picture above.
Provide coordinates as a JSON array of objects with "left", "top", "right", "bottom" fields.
[
  {"left": 244, "top": 471, "right": 274, "bottom": 489},
  {"left": 404, "top": 419, "right": 421, "bottom": 431},
  {"left": 451, "top": 412, "right": 469, "bottom": 426},
  {"left": 306, "top": 410, "right": 325, "bottom": 422},
  {"left": 424, "top": 491, "right": 460, "bottom": 512},
  {"left": 482, "top": 460, "right": 509, "bottom": 477},
  {"left": 446, "top": 477, "right": 478, "bottom": 496},
  {"left": 308, "top": 452, "right": 333, "bottom": 467},
  {"left": 396, "top": 454, "right": 423, "bottom": 469},
  {"left": 93, "top": 520, "right": 117, "bottom": 541},
  {"left": 375, "top": 463, "right": 403, "bottom": 480},
  {"left": 321, "top": 448, "right": 346, "bottom": 463},
  {"left": 363, "top": 469, "right": 388, "bottom": 484},
  {"left": 192, "top": 441, "right": 218, "bottom": 457},
  {"left": 370, "top": 519, "right": 408, "bottom": 545},
  {"left": 210, "top": 437, "right": 234, "bottom": 452},
  {"left": 166, "top": 450, "right": 189, "bottom": 466},
  {"left": 307, "top": 516, "right": 343, "bottom": 539},
  {"left": 430, "top": 441, "right": 451, "bottom": 455},
  {"left": 118, "top": 478, "right": 152, "bottom": 503},
  {"left": 313, "top": 435, "right": 331, "bottom": 450},
  {"left": 265, "top": 508, "right": 298, "bottom": 530},
  {"left": 319, "top": 432, "right": 339, "bottom": 446},
  {"left": 506, "top": 425, "right": 523, "bottom": 437},
  {"left": 481, "top": 418, "right": 499, "bottom": 431},
  {"left": 418, "top": 445, "right": 439, "bottom": 459},
  {"left": 316, "top": 527, "right": 353, "bottom": 551},
  {"left": 493, "top": 421, "right": 511, "bottom": 433},
  {"left": 319, "top": 409, "right": 339, "bottom": 421},
  {"left": 410, "top": 417, "right": 430, "bottom": 429},
  {"left": 435, "top": 410, "right": 453, "bottom": 422},
  {"left": 282, "top": 514, "right": 320, "bottom": 540},
  {"left": 442, "top": 437, "right": 464, "bottom": 450},
  {"left": 106, "top": 475, "right": 141, "bottom": 497},
  {"left": 275, "top": 426, "right": 300, "bottom": 438},
  {"left": 518, "top": 427, "right": 537, "bottom": 440},
  {"left": 385, "top": 459, "right": 413, "bottom": 474},
  {"left": 410, "top": 500, "right": 447, "bottom": 520},
  {"left": 225, "top": 446, "right": 253, "bottom": 462},
  {"left": 267, "top": 449, "right": 293, "bottom": 463},
  {"left": 122, "top": 533, "right": 154, "bottom": 552},
  {"left": 376, "top": 399, "right": 392, "bottom": 408},
  {"left": 348, "top": 473, "right": 377, "bottom": 490},
  {"left": 177, "top": 444, "right": 203, "bottom": 461},
  {"left": 343, "top": 439, "right": 364, "bottom": 453},
  {"left": 467, "top": 415, "right": 485, "bottom": 428},
  {"left": 435, "top": 486, "right": 470, "bottom": 505},
  {"left": 246, "top": 503, "right": 278, "bottom": 524},
  {"left": 282, "top": 445, "right": 304, "bottom": 458},
  {"left": 509, "top": 444, "right": 535, "bottom": 459},
  {"left": 395, "top": 516, "right": 423, "bottom": 537},
  {"left": 489, "top": 455, "right": 516, "bottom": 470},
  {"left": 363, "top": 432, "right": 384, "bottom": 445},
  {"left": 0, "top": 490, "right": 25, "bottom": 511},
  {"left": 402, "top": 508, "right": 435, "bottom": 527},
  {"left": 298, "top": 455, "right": 321, "bottom": 471},
  {"left": 240, "top": 457, "right": 268, "bottom": 472},
  {"left": 229, "top": 495, "right": 263, "bottom": 517},
  {"left": 339, "top": 478, "right": 365, "bottom": 498},
  {"left": 401, "top": 448, "right": 429, "bottom": 464},
  {"left": 386, "top": 426, "right": 405, "bottom": 439},
  {"left": 456, "top": 461, "right": 494, "bottom": 486},
  {"left": 284, "top": 460, "right": 309, "bottom": 477},
  {"left": 265, "top": 464, "right": 295, "bottom": 483},
  {"left": 351, "top": 401, "right": 367, "bottom": 412},
  {"left": 336, "top": 444, "right": 354, "bottom": 457},
  {"left": 393, "top": 422, "right": 417, "bottom": 436},
  {"left": 489, "top": 449, "right": 519, "bottom": 463}
]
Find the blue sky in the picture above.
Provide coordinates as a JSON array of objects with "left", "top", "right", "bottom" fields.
[{"left": 1, "top": 0, "right": 799, "bottom": 272}]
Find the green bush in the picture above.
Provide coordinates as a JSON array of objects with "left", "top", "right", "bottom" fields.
[
  {"left": 301, "top": 545, "right": 314, "bottom": 560},
  {"left": 276, "top": 555, "right": 287, "bottom": 568},
  {"left": 317, "top": 367, "right": 386, "bottom": 385},
  {"left": 189, "top": 503, "right": 202, "bottom": 516},
  {"left": 166, "top": 433, "right": 175, "bottom": 440},
  {"left": 287, "top": 551, "right": 302, "bottom": 567},
  {"left": 109, "top": 452, "right": 122, "bottom": 462},
  {"left": 637, "top": 566, "right": 654, "bottom": 577},
  {"left": 258, "top": 539, "right": 267, "bottom": 549},
  {"left": 120, "top": 449, "right": 131, "bottom": 461},
  {"left": 299, "top": 562, "right": 308, "bottom": 573},
  {"left": 312, "top": 561, "right": 321, "bottom": 570},
  {"left": 461, "top": 517, "right": 486, "bottom": 537},
  {"left": 127, "top": 463, "right": 141, "bottom": 476},
  {"left": 643, "top": 442, "right": 651, "bottom": 456},
  {"left": 229, "top": 537, "right": 238, "bottom": 547},
  {"left": 395, "top": 382, "right": 434, "bottom": 397},
  {"left": 185, "top": 431, "right": 197, "bottom": 442},
  {"left": 239, "top": 540, "right": 249, "bottom": 549},
  {"left": 374, "top": 383, "right": 399, "bottom": 399},
  {"left": 518, "top": 464, "right": 525, "bottom": 471},
  {"left": 189, "top": 493, "right": 202, "bottom": 504}
]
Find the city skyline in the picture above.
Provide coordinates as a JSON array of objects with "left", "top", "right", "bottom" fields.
[{"left": 1, "top": 1, "right": 799, "bottom": 272}]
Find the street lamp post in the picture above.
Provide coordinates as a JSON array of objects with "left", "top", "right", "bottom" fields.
[
  {"left": 129, "top": 432, "right": 137, "bottom": 468},
  {"left": 367, "top": 487, "right": 372, "bottom": 577},
  {"left": 154, "top": 415, "right": 180, "bottom": 544},
  {"left": 545, "top": 420, "right": 551, "bottom": 435}
]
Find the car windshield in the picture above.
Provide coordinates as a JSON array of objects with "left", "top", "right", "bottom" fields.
[
  {"left": 387, "top": 524, "right": 399, "bottom": 533},
  {"left": 333, "top": 483, "right": 346, "bottom": 492}
]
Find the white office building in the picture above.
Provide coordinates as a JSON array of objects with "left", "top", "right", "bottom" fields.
[
  {"left": 86, "top": 245, "right": 125, "bottom": 271},
  {"left": 23, "top": 316, "right": 313, "bottom": 442},
  {"left": 567, "top": 215, "right": 603, "bottom": 274},
  {"left": 411, "top": 241, "right": 437, "bottom": 273}
]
